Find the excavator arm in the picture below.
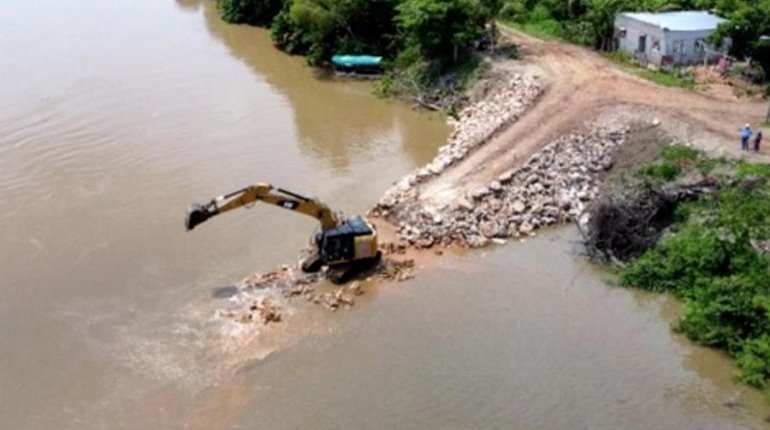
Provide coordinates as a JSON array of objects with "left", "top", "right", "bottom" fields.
[{"left": 185, "top": 183, "right": 338, "bottom": 231}]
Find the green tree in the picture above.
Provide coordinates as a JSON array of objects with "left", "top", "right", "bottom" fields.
[
  {"left": 711, "top": 0, "right": 770, "bottom": 77},
  {"left": 288, "top": 0, "right": 400, "bottom": 63},
  {"left": 637, "top": 0, "right": 679, "bottom": 11},
  {"left": 396, "top": 0, "right": 488, "bottom": 63},
  {"left": 584, "top": 0, "right": 626, "bottom": 50},
  {"left": 217, "top": 0, "right": 284, "bottom": 25}
]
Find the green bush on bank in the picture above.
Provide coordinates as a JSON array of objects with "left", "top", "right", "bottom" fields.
[
  {"left": 640, "top": 144, "right": 700, "bottom": 180},
  {"left": 619, "top": 150, "right": 770, "bottom": 395},
  {"left": 218, "top": 0, "right": 283, "bottom": 25}
]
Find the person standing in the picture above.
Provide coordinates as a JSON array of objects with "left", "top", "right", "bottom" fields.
[
  {"left": 741, "top": 124, "right": 753, "bottom": 150},
  {"left": 754, "top": 130, "right": 763, "bottom": 153}
]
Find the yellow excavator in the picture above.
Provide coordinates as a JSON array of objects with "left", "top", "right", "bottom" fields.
[{"left": 185, "top": 183, "right": 381, "bottom": 284}]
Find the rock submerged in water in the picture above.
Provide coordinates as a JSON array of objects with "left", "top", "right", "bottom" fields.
[
  {"left": 216, "top": 249, "right": 419, "bottom": 324},
  {"left": 519, "top": 221, "right": 533, "bottom": 235}
]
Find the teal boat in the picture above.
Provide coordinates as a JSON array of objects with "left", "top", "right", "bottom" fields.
[
  {"left": 331, "top": 55, "right": 382, "bottom": 68},
  {"left": 331, "top": 55, "right": 383, "bottom": 75}
]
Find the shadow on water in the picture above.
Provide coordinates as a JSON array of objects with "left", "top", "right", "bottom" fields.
[
  {"left": 211, "top": 285, "right": 240, "bottom": 299},
  {"left": 173, "top": 0, "right": 447, "bottom": 171}
]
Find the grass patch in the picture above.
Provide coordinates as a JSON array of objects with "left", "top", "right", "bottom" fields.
[
  {"left": 640, "top": 144, "right": 701, "bottom": 180},
  {"left": 695, "top": 156, "right": 730, "bottom": 175},
  {"left": 636, "top": 69, "right": 695, "bottom": 89},
  {"left": 499, "top": 19, "right": 564, "bottom": 42},
  {"left": 737, "top": 162, "right": 770, "bottom": 179},
  {"left": 661, "top": 144, "right": 699, "bottom": 162},
  {"left": 601, "top": 51, "right": 695, "bottom": 89}
]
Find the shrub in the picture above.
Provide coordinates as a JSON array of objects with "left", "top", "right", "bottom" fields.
[
  {"left": 620, "top": 224, "right": 751, "bottom": 295},
  {"left": 661, "top": 144, "right": 698, "bottom": 162},
  {"left": 642, "top": 161, "right": 680, "bottom": 180},
  {"left": 679, "top": 273, "right": 770, "bottom": 353},
  {"left": 218, "top": 0, "right": 283, "bottom": 25},
  {"left": 737, "top": 334, "right": 770, "bottom": 388}
]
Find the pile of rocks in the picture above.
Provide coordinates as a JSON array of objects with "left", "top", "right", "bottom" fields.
[
  {"left": 375, "top": 258, "right": 416, "bottom": 282},
  {"left": 378, "top": 72, "right": 543, "bottom": 209},
  {"left": 219, "top": 296, "right": 283, "bottom": 324},
  {"left": 216, "top": 253, "right": 418, "bottom": 324},
  {"left": 314, "top": 288, "right": 356, "bottom": 311},
  {"left": 374, "top": 124, "right": 630, "bottom": 248}
]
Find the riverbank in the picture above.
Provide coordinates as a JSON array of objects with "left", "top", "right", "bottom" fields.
[{"left": 580, "top": 144, "right": 770, "bottom": 404}]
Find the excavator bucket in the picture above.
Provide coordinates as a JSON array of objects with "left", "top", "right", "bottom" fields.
[{"left": 185, "top": 204, "right": 210, "bottom": 231}]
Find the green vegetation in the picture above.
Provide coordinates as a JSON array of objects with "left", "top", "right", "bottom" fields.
[
  {"left": 617, "top": 147, "right": 770, "bottom": 397},
  {"left": 217, "top": 0, "right": 497, "bottom": 70},
  {"left": 218, "top": 0, "right": 283, "bottom": 25},
  {"left": 499, "top": 0, "right": 770, "bottom": 79},
  {"left": 500, "top": 18, "right": 564, "bottom": 41},
  {"left": 636, "top": 68, "right": 695, "bottom": 88},
  {"left": 640, "top": 144, "right": 699, "bottom": 179}
]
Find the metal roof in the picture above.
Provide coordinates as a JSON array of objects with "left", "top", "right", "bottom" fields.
[{"left": 619, "top": 11, "right": 726, "bottom": 32}]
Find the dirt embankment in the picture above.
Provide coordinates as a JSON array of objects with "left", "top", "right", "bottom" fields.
[{"left": 372, "top": 120, "right": 627, "bottom": 247}]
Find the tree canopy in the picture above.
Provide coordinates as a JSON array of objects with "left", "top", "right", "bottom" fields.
[
  {"left": 396, "top": 0, "right": 488, "bottom": 62},
  {"left": 217, "top": 0, "right": 492, "bottom": 67}
]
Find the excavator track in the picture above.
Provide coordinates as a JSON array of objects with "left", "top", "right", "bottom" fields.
[{"left": 326, "top": 252, "right": 382, "bottom": 285}]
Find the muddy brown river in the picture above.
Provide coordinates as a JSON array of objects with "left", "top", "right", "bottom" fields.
[{"left": 1, "top": 1, "right": 769, "bottom": 428}]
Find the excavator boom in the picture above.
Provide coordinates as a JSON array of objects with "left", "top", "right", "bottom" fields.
[{"left": 185, "top": 183, "right": 338, "bottom": 231}]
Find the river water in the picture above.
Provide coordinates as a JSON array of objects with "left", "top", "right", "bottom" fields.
[{"left": 1, "top": 1, "right": 768, "bottom": 429}]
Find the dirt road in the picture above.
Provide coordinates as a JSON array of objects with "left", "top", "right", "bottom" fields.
[{"left": 418, "top": 28, "right": 768, "bottom": 209}]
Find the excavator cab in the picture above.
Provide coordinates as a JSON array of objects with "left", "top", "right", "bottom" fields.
[
  {"left": 321, "top": 216, "right": 378, "bottom": 264},
  {"left": 319, "top": 215, "right": 380, "bottom": 284}
]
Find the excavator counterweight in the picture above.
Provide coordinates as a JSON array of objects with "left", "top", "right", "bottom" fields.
[{"left": 185, "top": 183, "right": 380, "bottom": 284}]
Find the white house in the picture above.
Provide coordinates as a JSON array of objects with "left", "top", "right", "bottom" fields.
[{"left": 615, "top": 11, "right": 728, "bottom": 66}]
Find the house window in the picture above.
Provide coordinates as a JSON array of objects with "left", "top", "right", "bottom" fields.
[{"left": 617, "top": 27, "right": 627, "bottom": 38}]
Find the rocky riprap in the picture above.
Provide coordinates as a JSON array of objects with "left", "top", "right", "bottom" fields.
[
  {"left": 379, "top": 72, "right": 543, "bottom": 207},
  {"left": 372, "top": 124, "right": 630, "bottom": 248}
]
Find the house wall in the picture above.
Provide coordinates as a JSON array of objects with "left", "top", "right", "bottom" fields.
[
  {"left": 615, "top": 15, "right": 667, "bottom": 65},
  {"left": 614, "top": 15, "right": 725, "bottom": 66},
  {"left": 663, "top": 30, "right": 724, "bottom": 65}
]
